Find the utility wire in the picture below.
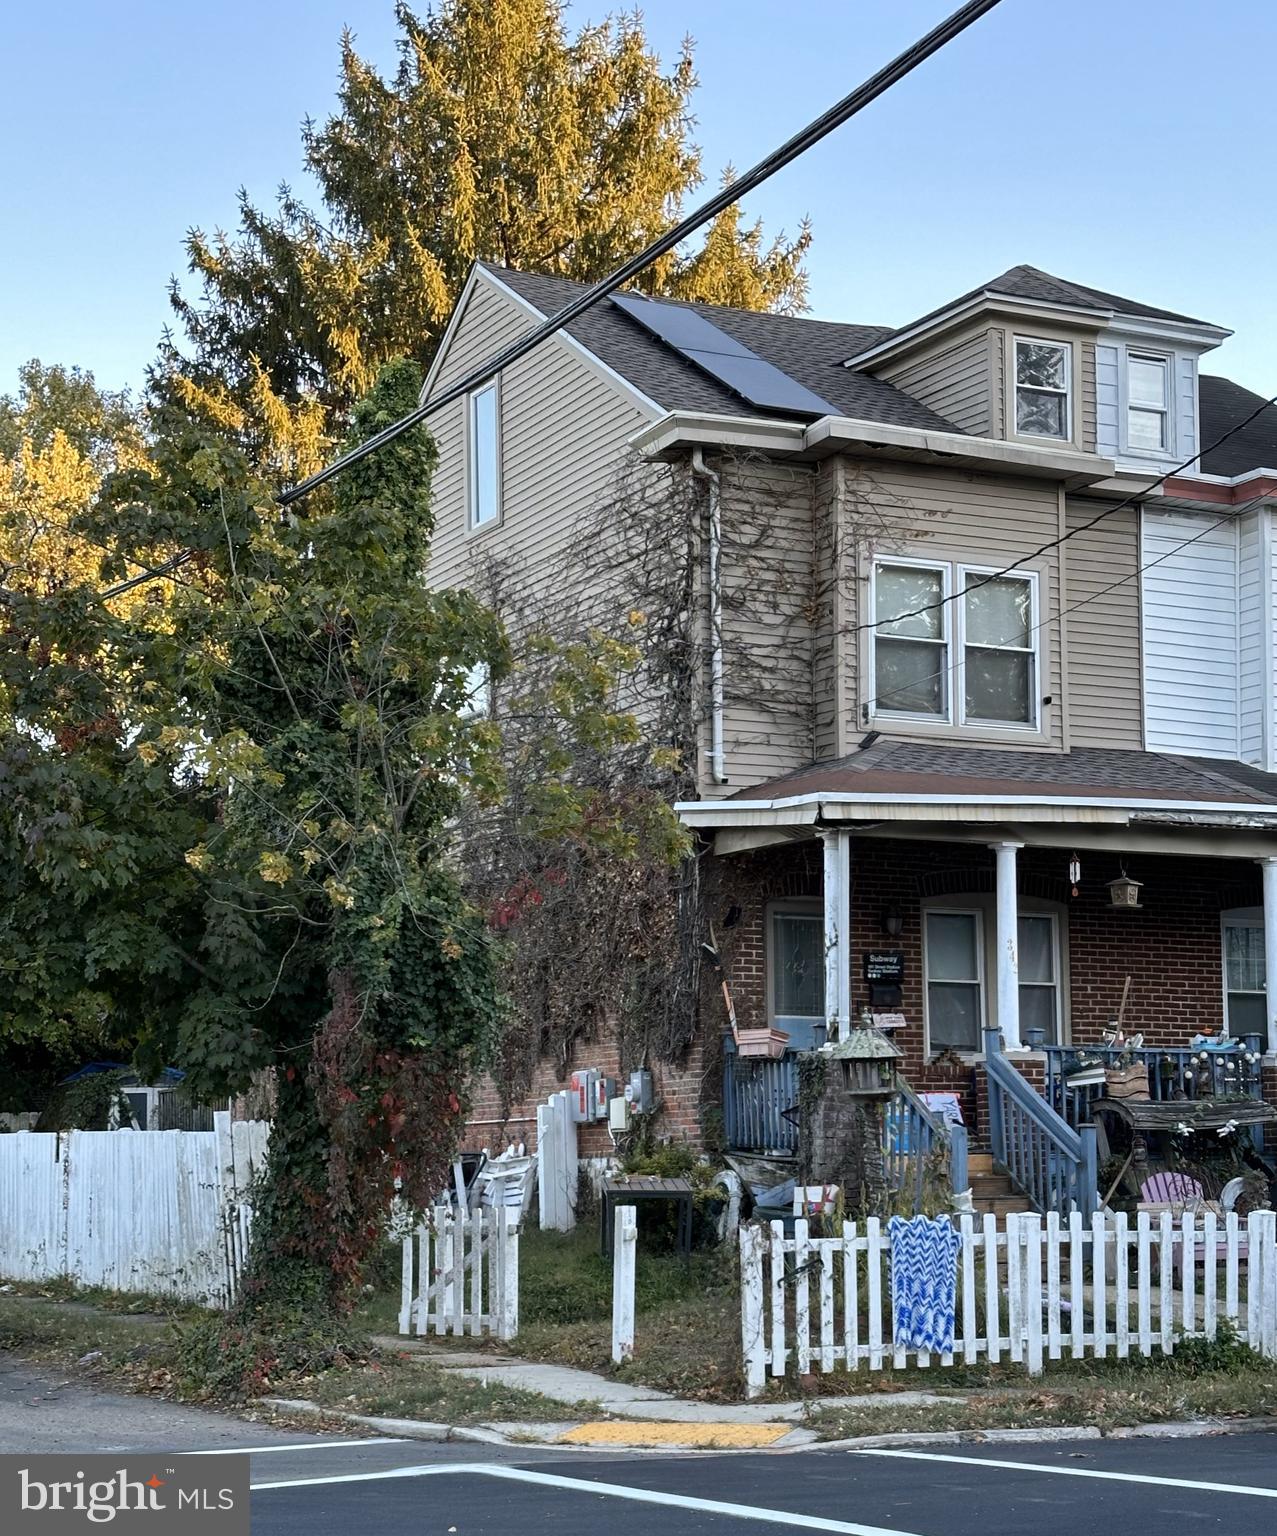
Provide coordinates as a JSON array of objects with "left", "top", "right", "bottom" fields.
[
  {"left": 857, "top": 386, "right": 1277, "bottom": 636},
  {"left": 99, "top": 0, "right": 1005, "bottom": 601},
  {"left": 864, "top": 494, "right": 1264, "bottom": 717}
]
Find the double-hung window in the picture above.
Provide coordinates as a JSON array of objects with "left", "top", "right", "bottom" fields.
[
  {"left": 1222, "top": 911, "right": 1267, "bottom": 1048},
  {"left": 925, "top": 910, "right": 984, "bottom": 1050},
  {"left": 1127, "top": 351, "right": 1170, "bottom": 453},
  {"left": 872, "top": 559, "right": 1038, "bottom": 730},
  {"left": 1014, "top": 337, "right": 1071, "bottom": 441},
  {"left": 925, "top": 906, "right": 1064, "bottom": 1052},
  {"left": 467, "top": 383, "right": 501, "bottom": 528},
  {"left": 873, "top": 561, "right": 949, "bottom": 717},
  {"left": 961, "top": 569, "right": 1036, "bottom": 725}
]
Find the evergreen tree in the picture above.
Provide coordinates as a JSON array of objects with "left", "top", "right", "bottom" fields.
[{"left": 168, "top": 0, "right": 810, "bottom": 450}]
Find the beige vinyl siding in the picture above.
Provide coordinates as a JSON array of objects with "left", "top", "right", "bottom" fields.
[
  {"left": 1079, "top": 342, "right": 1097, "bottom": 454},
  {"left": 426, "top": 276, "right": 652, "bottom": 598},
  {"left": 1062, "top": 501, "right": 1142, "bottom": 749},
  {"left": 706, "top": 456, "right": 817, "bottom": 796},
  {"left": 839, "top": 461, "right": 1065, "bottom": 749},
  {"left": 812, "top": 458, "right": 846, "bottom": 763},
  {"left": 879, "top": 328, "right": 996, "bottom": 437}
]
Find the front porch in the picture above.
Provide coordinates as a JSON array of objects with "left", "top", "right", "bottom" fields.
[{"left": 705, "top": 827, "right": 1277, "bottom": 1209}]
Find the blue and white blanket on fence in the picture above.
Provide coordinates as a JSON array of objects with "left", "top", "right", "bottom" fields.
[{"left": 888, "top": 1215, "right": 961, "bottom": 1354}]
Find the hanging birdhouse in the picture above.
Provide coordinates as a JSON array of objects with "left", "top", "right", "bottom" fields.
[
  {"left": 826, "top": 1023, "right": 903, "bottom": 1097},
  {"left": 1107, "top": 871, "right": 1144, "bottom": 910}
]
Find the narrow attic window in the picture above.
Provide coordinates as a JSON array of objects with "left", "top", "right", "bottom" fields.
[
  {"left": 467, "top": 383, "right": 501, "bottom": 528},
  {"left": 1127, "top": 351, "right": 1170, "bottom": 452},
  {"left": 1014, "top": 338, "right": 1070, "bottom": 441}
]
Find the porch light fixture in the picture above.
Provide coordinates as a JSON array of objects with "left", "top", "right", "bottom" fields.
[
  {"left": 880, "top": 905, "right": 904, "bottom": 938},
  {"left": 1106, "top": 869, "right": 1144, "bottom": 910}
]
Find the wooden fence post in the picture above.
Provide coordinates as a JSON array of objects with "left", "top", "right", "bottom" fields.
[
  {"left": 612, "top": 1204, "right": 636, "bottom": 1364},
  {"left": 740, "top": 1223, "right": 766, "bottom": 1399}
]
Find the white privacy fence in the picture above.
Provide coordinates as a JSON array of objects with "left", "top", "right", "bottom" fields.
[
  {"left": 740, "top": 1209, "right": 1277, "bottom": 1398},
  {"left": 398, "top": 1207, "right": 520, "bottom": 1340},
  {"left": 536, "top": 1090, "right": 578, "bottom": 1232},
  {"left": 0, "top": 1113, "right": 269, "bottom": 1307}
]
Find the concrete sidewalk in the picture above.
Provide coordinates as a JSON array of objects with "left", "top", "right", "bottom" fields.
[{"left": 366, "top": 1334, "right": 972, "bottom": 1449}]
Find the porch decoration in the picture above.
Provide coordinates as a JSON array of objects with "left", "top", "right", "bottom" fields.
[
  {"left": 888, "top": 1214, "right": 961, "bottom": 1354},
  {"left": 1069, "top": 852, "right": 1081, "bottom": 898},
  {"left": 1106, "top": 868, "right": 1144, "bottom": 909}
]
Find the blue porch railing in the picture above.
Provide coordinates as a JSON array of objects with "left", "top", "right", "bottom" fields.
[
  {"left": 984, "top": 1029, "right": 1098, "bottom": 1219},
  {"left": 884, "top": 1077, "right": 969, "bottom": 1211},
  {"left": 1042, "top": 1037, "right": 1265, "bottom": 1131},
  {"left": 722, "top": 1044, "right": 798, "bottom": 1155}
]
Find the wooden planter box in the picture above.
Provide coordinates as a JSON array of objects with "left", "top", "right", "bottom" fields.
[
  {"left": 1104, "top": 1062, "right": 1150, "bottom": 1101},
  {"left": 735, "top": 1026, "right": 789, "bottom": 1059}
]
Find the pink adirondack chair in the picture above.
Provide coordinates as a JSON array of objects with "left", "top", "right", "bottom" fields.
[{"left": 1139, "top": 1172, "right": 1243, "bottom": 1281}]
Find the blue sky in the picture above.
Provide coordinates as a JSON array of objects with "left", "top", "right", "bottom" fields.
[{"left": 4, "top": 0, "right": 1274, "bottom": 399}]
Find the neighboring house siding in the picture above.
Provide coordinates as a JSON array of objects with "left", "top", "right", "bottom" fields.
[
  {"left": 1079, "top": 342, "right": 1097, "bottom": 455},
  {"left": 878, "top": 329, "right": 995, "bottom": 437},
  {"left": 846, "top": 463, "right": 1065, "bottom": 750},
  {"left": 1239, "top": 510, "right": 1265, "bottom": 765},
  {"left": 1062, "top": 501, "right": 1142, "bottom": 750},
  {"left": 1142, "top": 510, "right": 1239, "bottom": 757},
  {"left": 1095, "top": 336, "right": 1199, "bottom": 472},
  {"left": 812, "top": 458, "right": 845, "bottom": 763},
  {"left": 425, "top": 274, "right": 653, "bottom": 598}
]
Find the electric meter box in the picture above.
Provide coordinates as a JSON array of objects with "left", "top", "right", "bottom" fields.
[
  {"left": 569, "top": 1069, "right": 597, "bottom": 1124},
  {"left": 626, "top": 1069, "right": 654, "bottom": 1115}
]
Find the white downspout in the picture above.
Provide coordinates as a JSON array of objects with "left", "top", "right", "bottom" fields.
[{"left": 691, "top": 448, "right": 726, "bottom": 784}]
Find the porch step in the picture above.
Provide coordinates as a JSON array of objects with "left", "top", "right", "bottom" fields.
[
  {"left": 966, "top": 1153, "right": 996, "bottom": 1176},
  {"left": 968, "top": 1168, "right": 1034, "bottom": 1218},
  {"left": 970, "top": 1193, "right": 1036, "bottom": 1218}
]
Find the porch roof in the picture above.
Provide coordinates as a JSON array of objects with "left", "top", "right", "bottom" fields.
[{"left": 676, "top": 740, "right": 1277, "bottom": 833}]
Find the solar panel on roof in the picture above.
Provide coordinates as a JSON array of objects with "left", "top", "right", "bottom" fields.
[{"left": 612, "top": 292, "right": 837, "bottom": 417}]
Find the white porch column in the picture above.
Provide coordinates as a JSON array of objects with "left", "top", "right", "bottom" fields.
[
  {"left": 822, "top": 828, "right": 852, "bottom": 1045},
  {"left": 992, "top": 840, "right": 1023, "bottom": 1051},
  {"left": 1259, "top": 857, "right": 1277, "bottom": 1048}
]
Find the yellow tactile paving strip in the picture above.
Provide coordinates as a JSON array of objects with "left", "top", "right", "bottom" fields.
[{"left": 558, "top": 1420, "right": 793, "bottom": 1448}]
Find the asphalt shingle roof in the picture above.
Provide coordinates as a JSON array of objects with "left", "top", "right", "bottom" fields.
[
  {"left": 487, "top": 264, "right": 964, "bottom": 432},
  {"left": 1198, "top": 375, "right": 1277, "bottom": 478},
  {"left": 480, "top": 263, "right": 1274, "bottom": 475},
  {"left": 729, "top": 738, "right": 1277, "bottom": 808}
]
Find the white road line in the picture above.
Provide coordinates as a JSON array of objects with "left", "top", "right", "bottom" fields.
[
  {"left": 252, "top": 1460, "right": 923, "bottom": 1534},
  {"left": 187, "top": 1439, "right": 409, "bottom": 1456},
  {"left": 850, "top": 1448, "right": 1277, "bottom": 1499}
]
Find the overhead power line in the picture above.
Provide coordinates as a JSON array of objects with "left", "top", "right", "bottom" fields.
[{"left": 100, "top": 0, "right": 1005, "bottom": 601}]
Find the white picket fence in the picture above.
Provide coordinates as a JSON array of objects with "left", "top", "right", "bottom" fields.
[
  {"left": 0, "top": 1113, "right": 269, "bottom": 1306},
  {"left": 740, "top": 1209, "right": 1277, "bottom": 1398},
  {"left": 398, "top": 1207, "right": 520, "bottom": 1339},
  {"left": 536, "top": 1089, "right": 578, "bottom": 1232}
]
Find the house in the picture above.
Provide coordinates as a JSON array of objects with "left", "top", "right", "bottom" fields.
[{"left": 424, "top": 258, "right": 1277, "bottom": 1207}]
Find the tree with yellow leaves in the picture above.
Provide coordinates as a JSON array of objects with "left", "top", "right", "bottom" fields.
[{"left": 167, "top": 0, "right": 811, "bottom": 452}]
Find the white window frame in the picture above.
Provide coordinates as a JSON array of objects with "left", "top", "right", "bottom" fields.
[
  {"left": 869, "top": 556, "right": 951, "bottom": 723},
  {"left": 957, "top": 564, "right": 1040, "bottom": 731},
  {"left": 1123, "top": 348, "right": 1172, "bottom": 458},
  {"left": 869, "top": 558, "right": 1040, "bottom": 733},
  {"left": 1013, "top": 335, "right": 1072, "bottom": 443},
  {"left": 766, "top": 901, "right": 825, "bottom": 1026},
  {"left": 922, "top": 906, "right": 987, "bottom": 1056},
  {"left": 466, "top": 381, "right": 502, "bottom": 530},
  {"left": 922, "top": 898, "right": 1068, "bottom": 1056},
  {"left": 1220, "top": 907, "right": 1266, "bottom": 1045}
]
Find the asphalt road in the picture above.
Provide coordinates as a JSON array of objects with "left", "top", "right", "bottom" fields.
[{"left": 4, "top": 1357, "right": 1275, "bottom": 1535}]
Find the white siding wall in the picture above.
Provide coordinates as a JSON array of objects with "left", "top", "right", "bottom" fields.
[
  {"left": 1095, "top": 343, "right": 1120, "bottom": 461},
  {"left": 1141, "top": 511, "right": 1239, "bottom": 757},
  {"left": 1239, "top": 511, "right": 1266, "bottom": 765}
]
